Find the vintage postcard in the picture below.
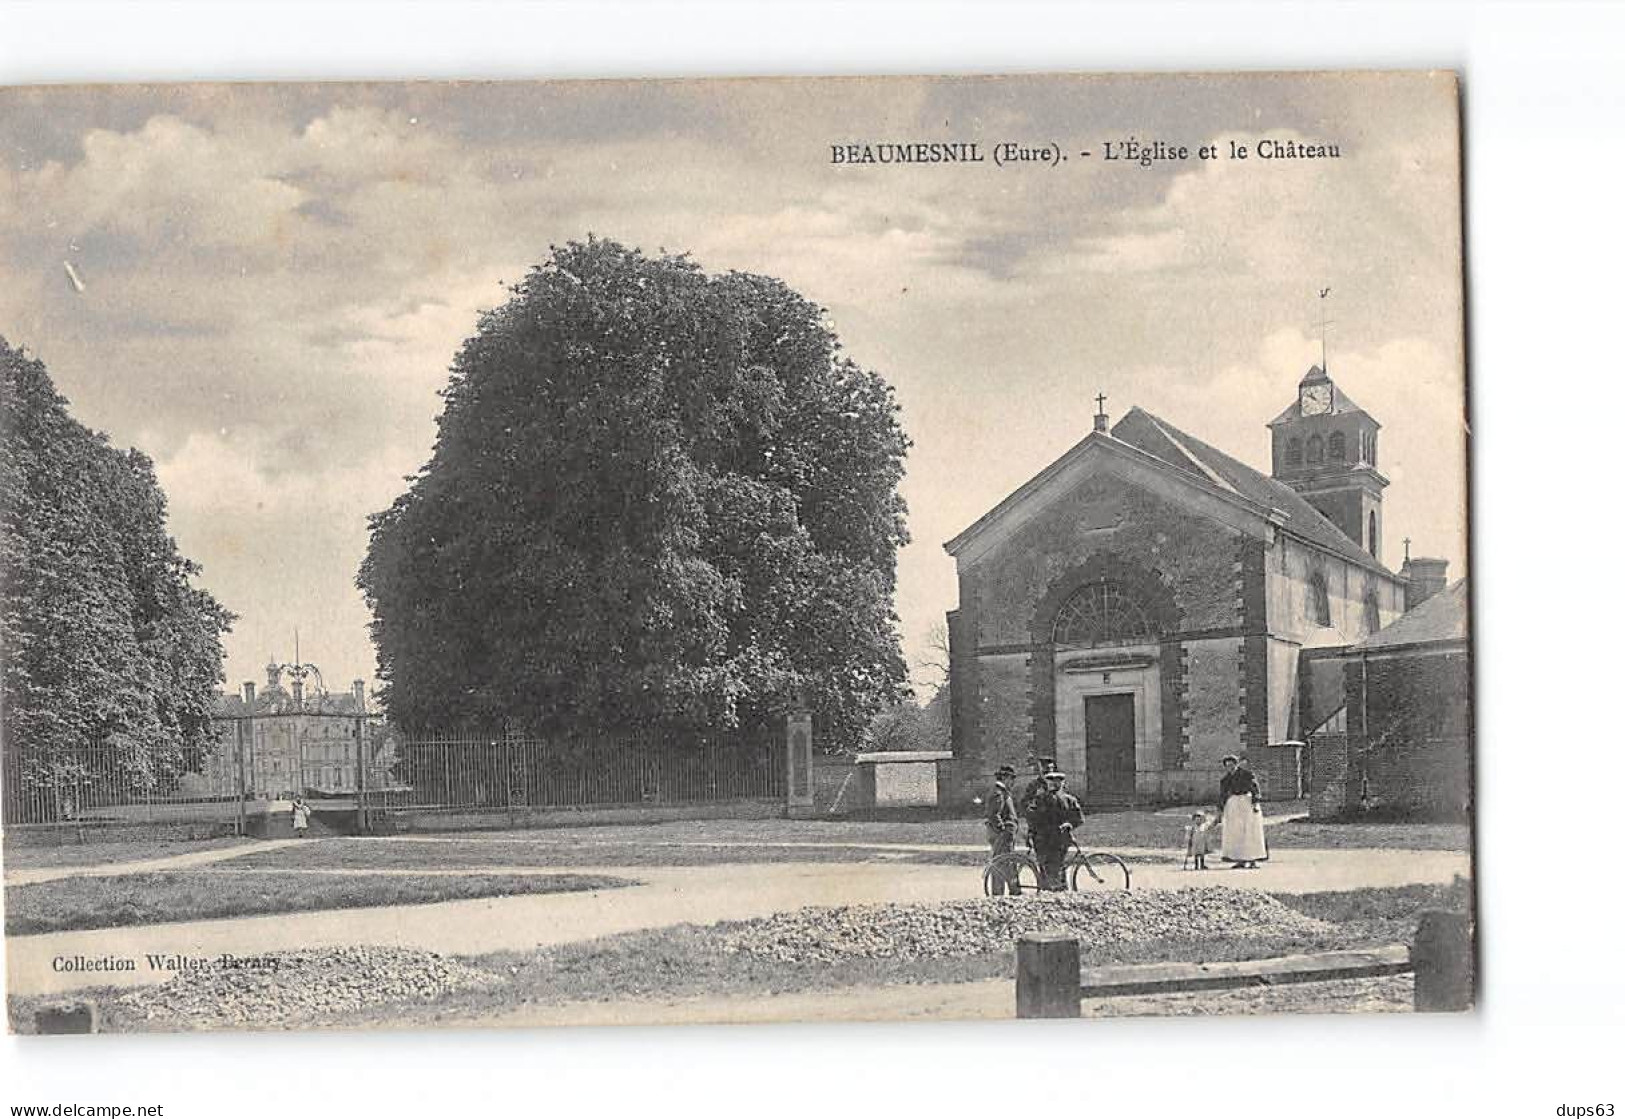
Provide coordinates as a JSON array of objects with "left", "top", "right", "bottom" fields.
[{"left": 0, "top": 71, "right": 1470, "bottom": 1034}]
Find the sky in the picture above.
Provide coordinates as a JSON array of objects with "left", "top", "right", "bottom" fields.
[{"left": 0, "top": 72, "right": 1467, "bottom": 699}]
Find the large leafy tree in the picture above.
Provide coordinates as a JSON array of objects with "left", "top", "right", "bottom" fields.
[
  {"left": 359, "top": 238, "right": 911, "bottom": 748},
  {"left": 0, "top": 337, "right": 234, "bottom": 808},
  {"left": 863, "top": 688, "right": 951, "bottom": 755}
]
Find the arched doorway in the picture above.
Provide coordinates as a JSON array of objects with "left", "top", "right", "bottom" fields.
[{"left": 1049, "top": 577, "right": 1164, "bottom": 806}]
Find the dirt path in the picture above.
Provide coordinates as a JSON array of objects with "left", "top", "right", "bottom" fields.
[
  {"left": 5, "top": 847, "right": 1467, "bottom": 999},
  {"left": 5, "top": 839, "right": 306, "bottom": 887}
]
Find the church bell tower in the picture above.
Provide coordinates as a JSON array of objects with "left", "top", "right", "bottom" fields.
[{"left": 1268, "top": 364, "right": 1388, "bottom": 560}]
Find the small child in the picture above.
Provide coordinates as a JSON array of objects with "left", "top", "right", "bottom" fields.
[{"left": 1185, "top": 810, "right": 1213, "bottom": 870}]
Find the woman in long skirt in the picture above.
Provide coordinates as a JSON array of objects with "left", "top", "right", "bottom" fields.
[{"left": 1217, "top": 754, "right": 1267, "bottom": 868}]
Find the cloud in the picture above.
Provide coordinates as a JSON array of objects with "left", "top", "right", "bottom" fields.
[
  {"left": 16, "top": 116, "right": 307, "bottom": 251},
  {"left": 1066, "top": 228, "right": 1188, "bottom": 274},
  {"left": 153, "top": 429, "right": 410, "bottom": 685},
  {"left": 0, "top": 76, "right": 1468, "bottom": 693}
]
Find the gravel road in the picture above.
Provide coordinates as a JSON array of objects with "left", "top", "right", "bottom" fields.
[
  {"left": 35, "top": 886, "right": 1387, "bottom": 1032},
  {"left": 720, "top": 886, "right": 1335, "bottom": 963},
  {"left": 109, "top": 946, "right": 503, "bottom": 1031}
]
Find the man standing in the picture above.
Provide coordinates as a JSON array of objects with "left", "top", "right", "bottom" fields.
[
  {"left": 1026, "top": 770, "right": 1083, "bottom": 890},
  {"left": 1018, "top": 756, "right": 1058, "bottom": 823},
  {"left": 983, "top": 764, "right": 1021, "bottom": 895}
]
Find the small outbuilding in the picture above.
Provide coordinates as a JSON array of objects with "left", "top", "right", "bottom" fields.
[
  {"left": 1299, "top": 578, "right": 1471, "bottom": 819},
  {"left": 852, "top": 750, "right": 955, "bottom": 809}
]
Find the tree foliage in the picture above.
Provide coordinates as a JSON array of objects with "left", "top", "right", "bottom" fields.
[
  {"left": 0, "top": 337, "right": 234, "bottom": 797},
  {"left": 359, "top": 238, "right": 911, "bottom": 748},
  {"left": 862, "top": 688, "right": 951, "bottom": 755}
]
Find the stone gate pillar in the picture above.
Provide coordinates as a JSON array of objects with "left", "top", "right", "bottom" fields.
[{"left": 786, "top": 701, "right": 814, "bottom": 818}]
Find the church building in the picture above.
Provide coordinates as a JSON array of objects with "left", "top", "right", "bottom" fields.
[{"left": 943, "top": 365, "right": 1426, "bottom": 807}]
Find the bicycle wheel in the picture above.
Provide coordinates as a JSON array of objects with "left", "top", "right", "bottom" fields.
[
  {"left": 1069, "top": 852, "right": 1132, "bottom": 891},
  {"left": 982, "top": 852, "right": 1042, "bottom": 896}
]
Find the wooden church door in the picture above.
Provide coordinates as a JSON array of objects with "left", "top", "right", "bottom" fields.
[{"left": 1083, "top": 693, "right": 1136, "bottom": 805}]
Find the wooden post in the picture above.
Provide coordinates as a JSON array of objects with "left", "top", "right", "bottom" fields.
[
  {"left": 35, "top": 1002, "right": 99, "bottom": 1034},
  {"left": 1017, "top": 932, "right": 1081, "bottom": 1019},
  {"left": 1412, "top": 909, "right": 1473, "bottom": 1012}
]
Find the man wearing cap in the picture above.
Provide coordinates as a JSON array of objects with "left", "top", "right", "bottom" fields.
[
  {"left": 1026, "top": 770, "right": 1084, "bottom": 890},
  {"left": 983, "top": 765, "right": 1022, "bottom": 895},
  {"left": 1018, "top": 755, "right": 1058, "bottom": 823}
]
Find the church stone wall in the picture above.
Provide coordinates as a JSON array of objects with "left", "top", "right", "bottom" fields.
[
  {"left": 947, "top": 475, "right": 1254, "bottom": 804},
  {"left": 968, "top": 652, "right": 1034, "bottom": 782},
  {"left": 1266, "top": 637, "right": 1301, "bottom": 742},
  {"left": 964, "top": 477, "right": 1244, "bottom": 649},
  {"left": 1173, "top": 636, "right": 1245, "bottom": 802},
  {"left": 1267, "top": 535, "right": 1405, "bottom": 645}
]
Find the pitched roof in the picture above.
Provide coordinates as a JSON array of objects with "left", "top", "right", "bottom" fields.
[
  {"left": 1352, "top": 578, "right": 1469, "bottom": 650},
  {"left": 1267, "top": 366, "right": 1377, "bottom": 427},
  {"left": 213, "top": 688, "right": 367, "bottom": 717},
  {"left": 1111, "top": 407, "right": 1394, "bottom": 574}
]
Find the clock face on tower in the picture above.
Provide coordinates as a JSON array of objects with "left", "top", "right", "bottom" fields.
[{"left": 1301, "top": 383, "right": 1333, "bottom": 415}]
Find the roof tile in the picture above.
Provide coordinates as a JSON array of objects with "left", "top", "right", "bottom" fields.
[
  {"left": 1352, "top": 579, "right": 1468, "bottom": 650},
  {"left": 1112, "top": 406, "right": 1392, "bottom": 573}
]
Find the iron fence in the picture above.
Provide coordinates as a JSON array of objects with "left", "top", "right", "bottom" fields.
[
  {"left": 3, "top": 720, "right": 786, "bottom": 833},
  {"left": 1, "top": 736, "right": 244, "bottom": 832},
  {"left": 365, "top": 725, "right": 786, "bottom": 820}
]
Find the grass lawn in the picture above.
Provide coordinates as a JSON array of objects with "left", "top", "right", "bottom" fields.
[
  {"left": 528, "top": 813, "right": 1210, "bottom": 849},
  {"left": 1275, "top": 878, "right": 1475, "bottom": 938},
  {"left": 3, "top": 835, "right": 251, "bottom": 872},
  {"left": 4, "top": 870, "right": 635, "bottom": 935},
  {"left": 227, "top": 838, "right": 1004, "bottom": 870},
  {"left": 455, "top": 805, "right": 1466, "bottom": 851},
  {"left": 2, "top": 809, "right": 1469, "bottom": 882},
  {"left": 221, "top": 806, "right": 1468, "bottom": 875},
  {"left": 1263, "top": 819, "right": 1471, "bottom": 851}
]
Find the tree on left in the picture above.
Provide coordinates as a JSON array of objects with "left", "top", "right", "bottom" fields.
[{"left": 1, "top": 337, "right": 235, "bottom": 814}]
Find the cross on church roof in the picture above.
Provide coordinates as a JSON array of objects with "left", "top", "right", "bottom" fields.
[{"left": 1091, "top": 391, "right": 1110, "bottom": 433}]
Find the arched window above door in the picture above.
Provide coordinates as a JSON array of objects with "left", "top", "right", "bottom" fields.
[{"left": 1052, "top": 580, "right": 1157, "bottom": 647}]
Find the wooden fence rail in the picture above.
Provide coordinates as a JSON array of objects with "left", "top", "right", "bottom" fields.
[{"left": 1016, "top": 908, "right": 1473, "bottom": 1017}]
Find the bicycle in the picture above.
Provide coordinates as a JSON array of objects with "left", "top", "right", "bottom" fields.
[{"left": 981, "top": 832, "right": 1132, "bottom": 895}]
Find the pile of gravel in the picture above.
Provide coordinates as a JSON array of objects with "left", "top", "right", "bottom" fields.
[
  {"left": 115, "top": 946, "right": 503, "bottom": 1030},
  {"left": 718, "top": 887, "right": 1335, "bottom": 965}
]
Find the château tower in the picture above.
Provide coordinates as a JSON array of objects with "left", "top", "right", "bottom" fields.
[{"left": 1267, "top": 364, "right": 1387, "bottom": 560}]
